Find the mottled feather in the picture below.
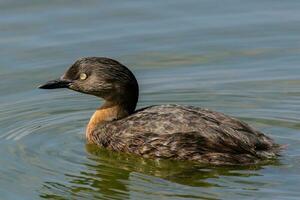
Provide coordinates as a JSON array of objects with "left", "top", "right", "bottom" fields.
[{"left": 90, "top": 104, "right": 280, "bottom": 165}]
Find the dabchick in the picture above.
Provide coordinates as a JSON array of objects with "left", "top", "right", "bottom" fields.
[{"left": 39, "top": 57, "right": 281, "bottom": 165}]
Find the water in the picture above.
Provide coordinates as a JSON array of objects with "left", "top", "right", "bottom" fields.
[{"left": 0, "top": 0, "right": 300, "bottom": 199}]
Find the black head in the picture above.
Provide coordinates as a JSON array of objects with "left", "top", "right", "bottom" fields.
[{"left": 39, "top": 57, "right": 139, "bottom": 112}]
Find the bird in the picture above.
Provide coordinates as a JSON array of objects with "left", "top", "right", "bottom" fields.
[{"left": 39, "top": 57, "right": 281, "bottom": 165}]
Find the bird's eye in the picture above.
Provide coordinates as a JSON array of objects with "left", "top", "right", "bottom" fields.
[{"left": 79, "top": 73, "right": 87, "bottom": 80}]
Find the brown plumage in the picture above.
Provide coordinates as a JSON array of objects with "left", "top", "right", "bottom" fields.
[{"left": 39, "top": 57, "right": 281, "bottom": 165}]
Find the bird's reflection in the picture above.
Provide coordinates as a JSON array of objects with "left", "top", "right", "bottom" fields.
[{"left": 40, "top": 144, "right": 280, "bottom": 199}]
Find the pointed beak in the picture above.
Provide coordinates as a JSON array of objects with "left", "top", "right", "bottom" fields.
[{"left": 38, "top": 78, "right": 72, "bottom": 89}]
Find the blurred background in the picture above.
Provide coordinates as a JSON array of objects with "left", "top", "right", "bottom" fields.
[{"left": 0, "top": 0, "right": 300, "bottom": 199}]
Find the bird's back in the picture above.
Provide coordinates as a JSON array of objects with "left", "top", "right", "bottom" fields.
[{"left": 90, "top": 104, "right": 280, "bottom": 165}]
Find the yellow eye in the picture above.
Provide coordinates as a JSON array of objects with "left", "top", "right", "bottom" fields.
[{"left": 79, "top": 73, "right": 87, "bottom": 80}]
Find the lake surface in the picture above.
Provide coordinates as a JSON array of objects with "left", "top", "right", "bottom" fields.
[{"left": 0, "top": 0, "right": 300, "bottom": 199}]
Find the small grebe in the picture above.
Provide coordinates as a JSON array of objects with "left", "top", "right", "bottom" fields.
[{"left": 39, "top": 57, "right": 281, "bottom": 165}]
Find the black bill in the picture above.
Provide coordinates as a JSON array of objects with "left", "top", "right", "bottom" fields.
[{"left": 38, "top": 78, "right": 72, "bottom": 89}]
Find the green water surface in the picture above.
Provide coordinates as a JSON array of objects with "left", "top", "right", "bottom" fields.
[{"left": 0, "top": 1, "right": 300, "bottom": 199}]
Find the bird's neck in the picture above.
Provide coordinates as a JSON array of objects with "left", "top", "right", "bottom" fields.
[{"left": 86, "top": 101, "right": 132, "bottom": 143}]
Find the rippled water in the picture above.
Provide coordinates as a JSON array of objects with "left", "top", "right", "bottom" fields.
[{"left": 0, "top": 0, "right": 300, "bottom": 199}]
